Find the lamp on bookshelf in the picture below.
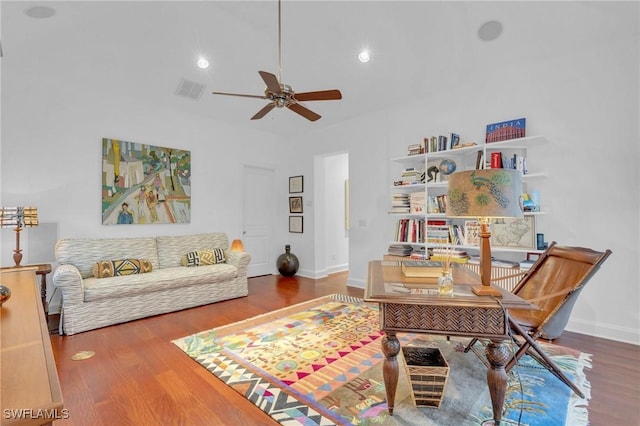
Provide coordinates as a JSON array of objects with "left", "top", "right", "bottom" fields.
[
  {"left": 446, "top": 170, "right": 522, "bottom": 297},
  {"left": 0, "top": 207, "right": 39, "bottom": 267}
]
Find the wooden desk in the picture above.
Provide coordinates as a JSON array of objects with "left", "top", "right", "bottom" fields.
[
  {"left": 0, "top": 265, "right": 52, "bottom": 324},
  {"left": 0, "top": 268, "right": 64, "bottom": 425},
  {"left": 364, "top": 260, "right": 537, "bottom": 426}
]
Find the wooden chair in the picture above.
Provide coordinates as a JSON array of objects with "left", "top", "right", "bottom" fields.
[{"left": 465, "top": 241, "right": 612, "bottom": 398}]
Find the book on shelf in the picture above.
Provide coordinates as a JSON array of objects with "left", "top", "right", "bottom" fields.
[
  {"left": 475, "top": 150, "right": 485, "bottom": 170},
  {"left": 394, "top": 218, "right": 425, "bottom": 243},
  {"left": 407, "top": 143, "right": 424, "bottom": 156},
  {"left": 464, "top": 220, "right": 481, "bottom": 246},
  {"left": 387, "top": 244, "right": 414, "bottom": 257},
  {"left": 486, "top": 117, "right": 526, "bottom": 143},
  {"left": 401, "top": 260, "right": 443, "bottom": 278}
]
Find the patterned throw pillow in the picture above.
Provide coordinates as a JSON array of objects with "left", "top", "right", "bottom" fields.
[
  {"left": 93, "top": 259, "right": 153, "bottom": 278},
  {"left": 181, "top": 248, "right": 226, "bottom": 267}
]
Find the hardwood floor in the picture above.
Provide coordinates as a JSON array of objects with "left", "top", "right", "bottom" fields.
[{"left": 49, "top": 272, "right": 639, "bottom": 425}]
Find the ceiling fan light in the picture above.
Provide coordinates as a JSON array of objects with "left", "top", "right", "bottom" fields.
[
  {"left": 358, "top": 50, "right": 370, "bottom": 63},
  {"left": 196, "top": 57, "right": 210, "bottom": 69}
]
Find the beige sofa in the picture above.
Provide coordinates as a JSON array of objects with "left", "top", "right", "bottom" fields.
[{"left": 52, "top": 233, "right": 250, "bottom": 335}]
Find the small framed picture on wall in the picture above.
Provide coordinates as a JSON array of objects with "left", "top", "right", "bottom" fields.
[
  {"left": 289, "top": 216, "right": 303, "bottom": 233},
  {"left": 289, "top": 175, "right": 303, "bottom": 193},
  {"left": 289, "top": 196, "right": 303, "bottom": 213}
]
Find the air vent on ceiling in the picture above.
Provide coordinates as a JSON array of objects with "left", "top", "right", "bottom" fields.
[{"left": 175, "top": 78, "right": 205, "bottom": 100}]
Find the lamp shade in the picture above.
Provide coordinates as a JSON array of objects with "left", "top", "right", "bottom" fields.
[
  {"left": 0, "top": 207, "right": 39, "bottom": 228},
  {"left": 230, "top": 239, "right": 244, "bottom": 252},
  {"left": 446, "top": 170, "right": 523, "bottom": 218}
]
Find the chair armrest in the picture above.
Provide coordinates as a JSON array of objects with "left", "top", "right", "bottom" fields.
[
  {"left": 52, "top": 264, "right": 85, "bottom": 305},
  {"left": 224, "top": 251, "right": 252, "bottom": 276}
]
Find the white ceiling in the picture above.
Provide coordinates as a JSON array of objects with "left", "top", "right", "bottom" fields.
[{"left": 2, "top": 1, "right": 639, "bottom": 136}]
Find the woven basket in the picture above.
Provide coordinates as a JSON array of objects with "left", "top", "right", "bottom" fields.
[{"left": 402, "top": 346, "right": 449, "bottom": 408}]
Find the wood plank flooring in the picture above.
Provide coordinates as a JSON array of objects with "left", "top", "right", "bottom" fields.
[{"left": 49, "top": 272, "right": 639, "bottom": 425}]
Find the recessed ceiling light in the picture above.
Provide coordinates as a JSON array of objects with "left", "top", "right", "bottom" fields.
[
  {"left": 478, "top": 20, "right": 503, "bottom": 42},
  {"left": 25, "top": 6, "right": 56, "bottom": 19},
  {"left": 358, "top": 50, "right": 370, "bottom": 63},
  {"left": 196, "top": 57, "right": 210, "bottom": 69}
]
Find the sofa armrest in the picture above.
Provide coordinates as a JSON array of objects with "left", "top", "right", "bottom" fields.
[
  {"left": 225, "top": 251, "right": 252, "bottom": 276},
  {"left": 52, "top": 264, "right": 85, "bottom": 306}
]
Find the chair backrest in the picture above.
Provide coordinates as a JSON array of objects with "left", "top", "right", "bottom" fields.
[{"left": 513, "top": 241, "right": 612, "bottom": 339}]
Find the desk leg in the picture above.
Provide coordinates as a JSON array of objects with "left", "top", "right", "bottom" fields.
[
  {"left": 381, "top": 332, "right": 400, "bottom": 415},
  {"left": 485, "top": 339, "right": 510, "bottom": 426}
]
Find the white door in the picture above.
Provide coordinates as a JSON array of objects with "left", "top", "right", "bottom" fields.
[{"left": 243, "top": 165, "right": 275, "bottom": 277}]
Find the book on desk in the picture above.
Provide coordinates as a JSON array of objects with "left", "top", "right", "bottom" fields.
[{"left": 400, "top": 260, "right": 442, "bottom": 280}]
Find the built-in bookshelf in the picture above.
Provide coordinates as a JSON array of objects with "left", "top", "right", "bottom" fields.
[{"left": 388, "top": 134, "right": 548, "bottom": 264}]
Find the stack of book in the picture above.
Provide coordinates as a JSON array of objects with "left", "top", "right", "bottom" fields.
[
  {"left": 426, "top": 219, "right": 451, "bottom": 244},
  {"left": 407, "top": 143, "right": 424, "bottom": 156},
  {"left": 429, "top": 248, "right": 469, "bottom": 264},
  {"left": 388, "top": 244, "right": 413, "bottom": 257},
  {"left": 395, "top": 168, "right": 425, "bottom": 186},
  {"left": 389, "top": 193, "right": 410, "bottom": 213},
  {"left": 400, "top": 260, "right": 442, "bottom": 284}
]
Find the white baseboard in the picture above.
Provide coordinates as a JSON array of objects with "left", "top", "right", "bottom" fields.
[{"left": 567, "top": 318, "right": 640, "bottom": 346}]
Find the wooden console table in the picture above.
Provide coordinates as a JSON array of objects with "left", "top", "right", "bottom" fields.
[
  {"left": 364, "top": 260, "right": 537, "bottom": 426},
  {"left": 0, "top": 268, "right": 64, "bottom": 425}
]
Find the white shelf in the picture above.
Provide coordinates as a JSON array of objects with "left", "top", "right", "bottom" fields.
[
  {"left": 388, "top": 133, "right": 548, "bottom": 261},
  {"left": 391, "top": 154, "right": 426, "bottom": 163},
  {"left": 388, "top": 212, "right": 424, "bottom": 217},
  {"left": 391, "top": 183, "right": 426, "bottom": 191}
]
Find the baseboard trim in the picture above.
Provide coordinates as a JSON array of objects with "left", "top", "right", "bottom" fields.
[{"left": 567, "top": 318, "right": 640, "bottom": 346}]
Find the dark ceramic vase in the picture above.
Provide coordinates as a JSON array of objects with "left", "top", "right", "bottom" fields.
[{"left": 277, "top": 244, "right": 299, "bottom": 277}]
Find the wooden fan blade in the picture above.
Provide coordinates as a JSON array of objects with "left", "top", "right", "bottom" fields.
[
  {"left": 258, "top": 71, "right": 282, "bottom": 94},
  {"left": 212, "top": 91, "right": 268, "bottom": 100},
  {"left": 288, "top": 103, "right": 321, "bottom": 121},
  {"left": 251, "top": 103, "right": 276, "bottom": 120},
  {"left": 294, "top": 89, "right": 342, "bottom": 102}
]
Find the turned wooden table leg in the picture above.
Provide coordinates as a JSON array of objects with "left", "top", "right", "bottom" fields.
[
  {"left": 485, "top": 339, "right": 511, "bottom": 426},
  {"left": 381, "top": 331, "right": 400, "bottom": 415}
]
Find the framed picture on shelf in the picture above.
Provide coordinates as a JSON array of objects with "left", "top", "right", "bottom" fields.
[
  {"left": 289, "top": 175, "right": 304, "bottom": 193},
  {"left": 289, "top": 216, "right": 303, "bottom": 233},
  {"left": 490, "top": 216, "right": 536, "bottom": 249},
  {"left": 289, "top": 196, "right": 303, "bottom": 213},
  {"left": 464, "top": 220, "right": 481, "bottom": 246}
]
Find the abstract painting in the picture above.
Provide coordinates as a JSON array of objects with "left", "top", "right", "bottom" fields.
[{"left": 101, "top": 138, "right": 191, "bottom": 225}]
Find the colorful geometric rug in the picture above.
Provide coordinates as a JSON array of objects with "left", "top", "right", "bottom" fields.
[{"left": 173, "top": 295, "right": 591, "bottom": 425}]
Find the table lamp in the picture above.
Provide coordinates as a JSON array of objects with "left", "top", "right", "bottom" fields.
[
  {"left": 446, "top": 170, "right": 523, "bottom": 297},
  {"left": 230, "top": 239, "right": 244, "bottom": 252},
  {"left": 0, "top": 207, "right": 39, "bottom": 267}
]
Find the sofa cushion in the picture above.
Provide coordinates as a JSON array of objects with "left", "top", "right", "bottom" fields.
[
  {"left": 93, "top": 259, "right": 153, "bottom": 278},
  {"left": 181, "top": 249, "right": 225, "bottom": 267},
  {"left": 56, "top": 237, "right": 160, "bottom": 279},
  {"left": 156, "top": 233, "right": 229, "bottom": 269},
  {"left": 82, "top": 264, "right": 239, "bottom": 303}
]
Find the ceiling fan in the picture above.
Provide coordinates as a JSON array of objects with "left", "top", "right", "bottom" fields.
[{"left": 211, "top": 0, "right": 342, "bottom": 122}]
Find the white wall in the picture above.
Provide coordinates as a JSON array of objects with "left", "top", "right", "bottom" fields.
[
  {"left": 1, "top": 74, "right": 286, "bottom": 310},
  {"left": 296, "top": 35, "right": 639, "bottom": 344}
]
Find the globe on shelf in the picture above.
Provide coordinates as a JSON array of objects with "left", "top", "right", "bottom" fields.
[{"left": 439, "top": 159, "right": 457, "bottom": 175}]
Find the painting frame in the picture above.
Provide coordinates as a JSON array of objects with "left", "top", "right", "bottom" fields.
[
  {"left": 289, "top": 216, "right": 303, "bottom": 233},
  {"left": 490, "top": 216, "right": 536, "bottom": 249},
  {"left": 289, "top": 196, "right": 303, "bottom": 214},
  {"left": 289, "top": 175, "right": 304, "bottom": 193},
  {"left": 101, "top": 138, "right": 191, "bottom": 225}
]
